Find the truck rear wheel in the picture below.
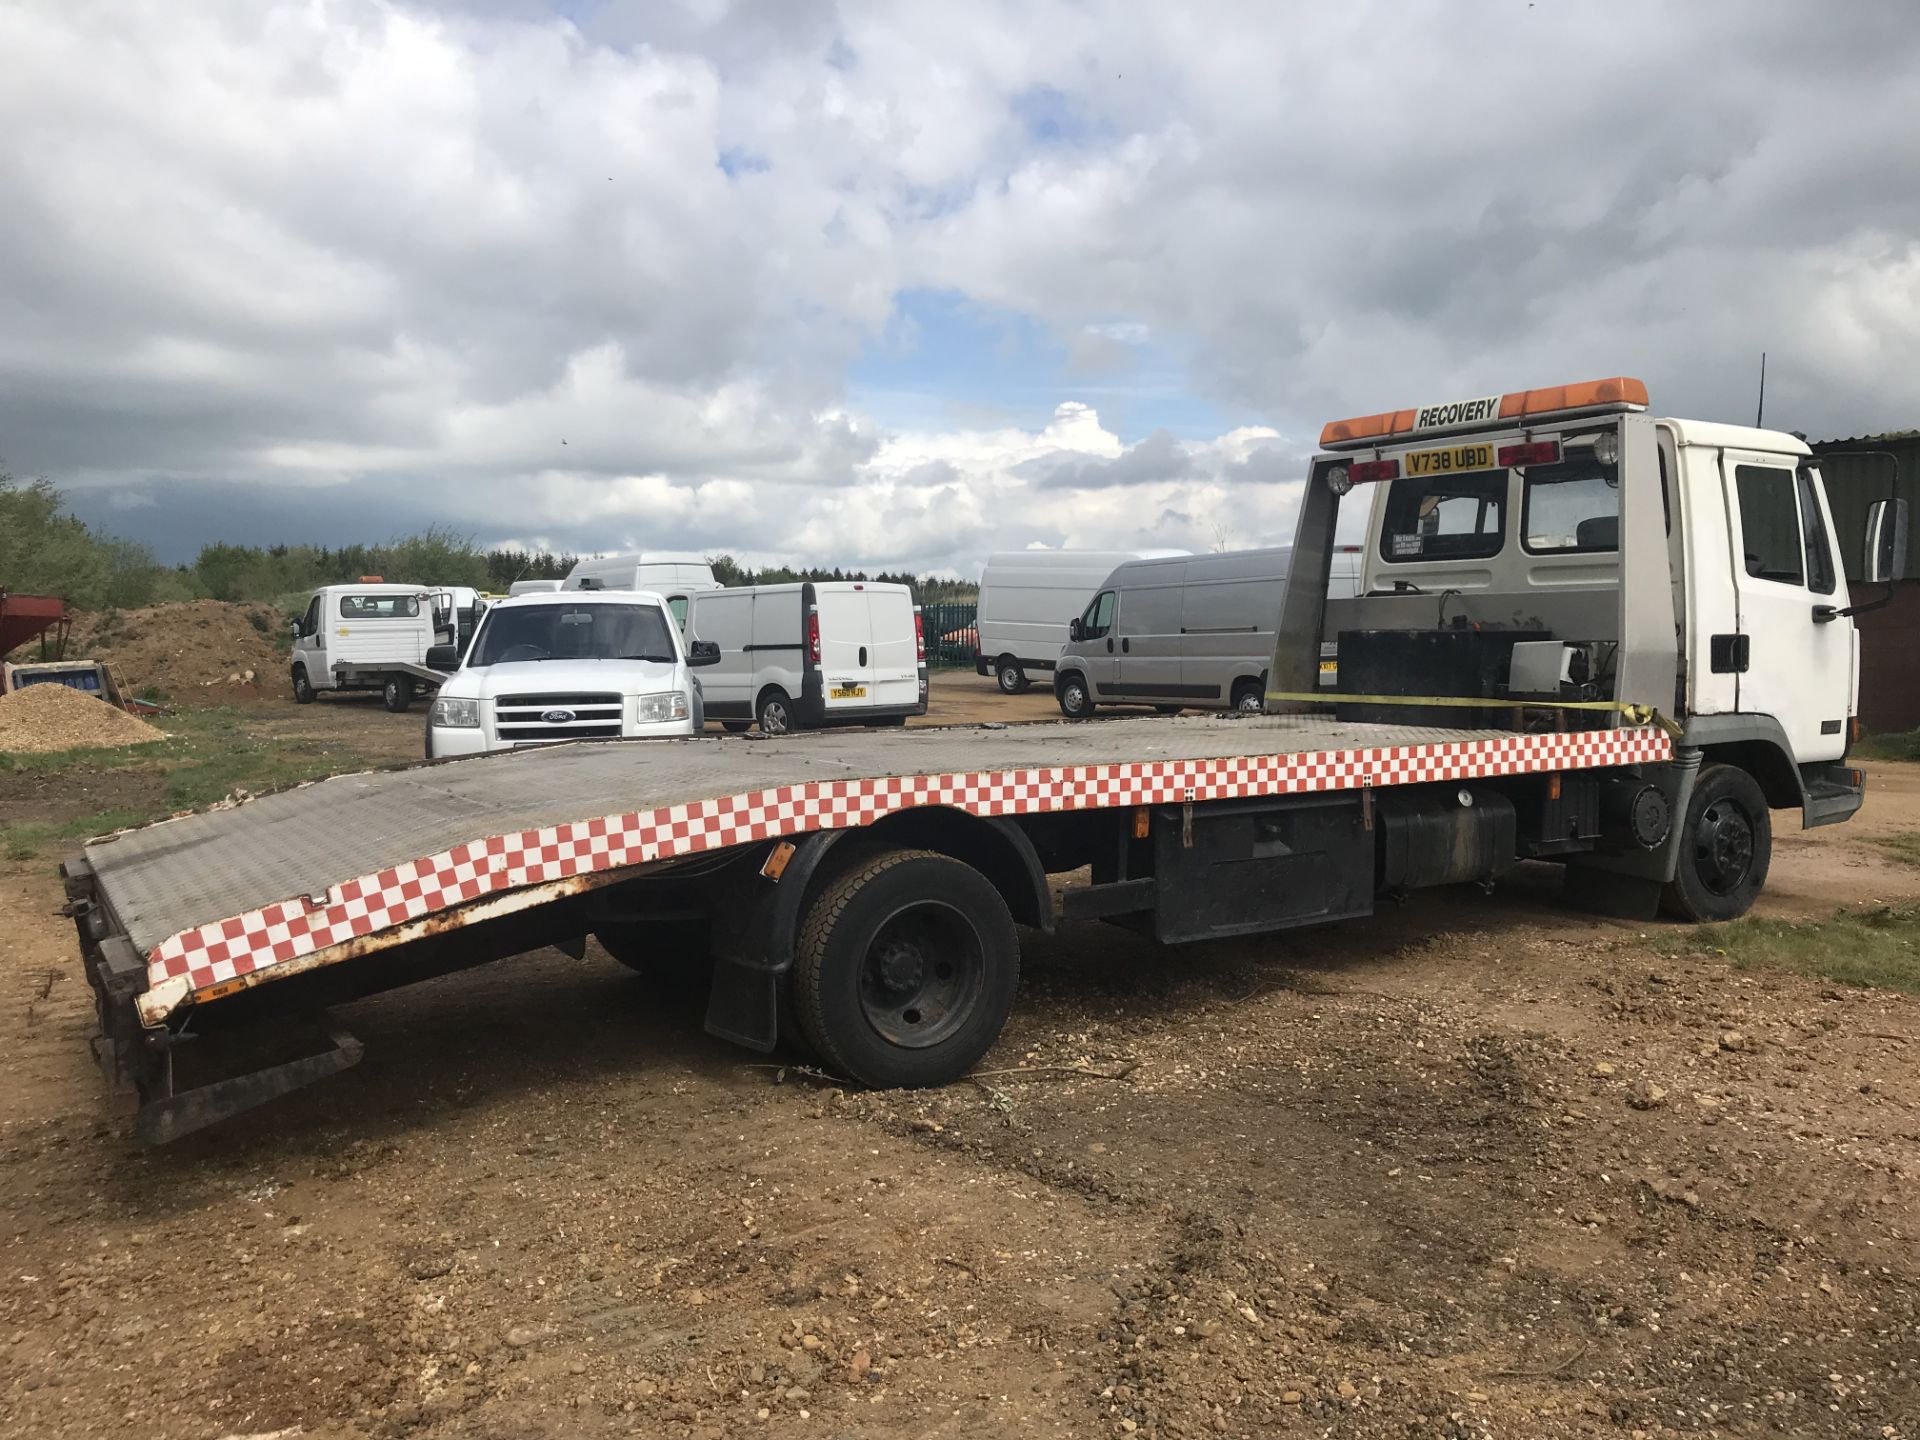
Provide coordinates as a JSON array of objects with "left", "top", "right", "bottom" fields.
[
  {"left": 595, "top": 920, "right": 713, "bottom": 996},
  {"left": 1057, "top": 672, "right": 1094, "bottom": 719},
  {"left": 291, "top": 666, "right": 314, "bottom": 705},
  {"left": 382, "top": 676, "right": 414, "bottom": 713},
  {"left": 995, "top": 657, "right": 1028, "bottom": 694},
  {"left": 789, "top": 849, "right": 1019, "bottom": 1088},
  {"left": 1663, "top": 764, "right": 1771, "bottom": 923}
]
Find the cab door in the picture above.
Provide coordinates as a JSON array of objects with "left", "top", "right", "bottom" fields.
[
  {"left": 295, "top": 594, "right": 333, "bottom": 688},
  {"left": 1075, "top": 589, "right": 1121, "bottom": 695},
  {"left": 1722, "top": 451, "right": 1851, "bottom": 762}
]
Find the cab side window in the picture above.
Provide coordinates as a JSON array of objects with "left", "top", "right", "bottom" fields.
[
  {"left": 302, "top": 596, "right": 321, "bottom": 636},
  {"left": 1796, "top": 470, "right": 1836, "bottom": 596},
  {"left": 1081, "top": 590, "right": 1116, "bottom": 640},
  {"left": 1733, "top": 465, "right": 1804, "bottom": 586}
]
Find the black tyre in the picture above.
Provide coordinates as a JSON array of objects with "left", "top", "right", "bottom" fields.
[
  {"left": 291, "top": 666, "right": 315, "bottom": 705},
  {"left": 788, "top": 849, "right": 1020, "bottom": 1088},
  {"left": 1231, "top": 680, "right": 1264, "bottom": 714},
  {"left": 382, "top": 676, "right": 414, "bottom": 713},
  {"left": 995, "top": 657, "right": 1029, "bottom": 694},
  {"left": 1663, "top": 764, "right": 1772, "bottom": 922},
  {"left": 721, "top": 719, "right": 752, "bottom": 734},
  {"left": 757, "top": 688, "right": 794, "bottom": 735},
  {"left": 1057, "top": 672, "right": 1095, "bottom": 719},
  {"left": 594, "top": 920, "right": 713, "bottom": 997},
  {"left": 1153, "top": 704, "right": 1182, "bottom": 715}
]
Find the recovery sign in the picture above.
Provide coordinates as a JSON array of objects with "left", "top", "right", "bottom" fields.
[{"left": 1413, "top": 394, "right": 1500, "bottom": 432}]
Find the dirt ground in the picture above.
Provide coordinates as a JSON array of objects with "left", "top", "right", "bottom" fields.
[{"left": 2, "top": 676, "right": 1916, "bottom": 1439}]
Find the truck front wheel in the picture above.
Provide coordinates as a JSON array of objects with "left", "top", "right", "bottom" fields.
[
  {"left": 291, "top": 666, "right": 314, "bottom": 705},
  {"left": 1663, "top": 764, "right": 1772, "bottom": 923},
  {"left": 382, "top": 676, "right": 414, "bottom": 713},
  {"left": 789, "top": 849, "right": 1020, "bottom": 1088}
]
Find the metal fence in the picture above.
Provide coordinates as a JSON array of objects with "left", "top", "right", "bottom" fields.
[{"left": 920, "top": 602, "right": 978, "bottom": 670}]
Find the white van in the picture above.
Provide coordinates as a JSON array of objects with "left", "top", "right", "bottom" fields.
[
  {"left": 688, "top": 581, "right": 928, "bottom": 733},
  {"left": 290, "top": 583, "right": 446, "bottom": 713},
  {"left": 1053, "top": 548, "right": 1293, "bottom": 718},
  {"left": 425, "top": 590, "right": 720, "bottom": 757},
  {"left": 507, "top": 578, "right": 564, "bottom": 597},
  {"left": 562, "top": 552, "right": 722, "bottom": 628},
  {"left": 974, "top": 549, "right": 1186, "bottom": 694}
]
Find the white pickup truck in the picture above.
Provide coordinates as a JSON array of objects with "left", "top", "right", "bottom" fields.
[{"left": 423, "top": 590, "right": 720, "bottom": 758}]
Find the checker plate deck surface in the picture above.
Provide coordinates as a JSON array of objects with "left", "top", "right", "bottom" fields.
[{"left": 80, "top": 714, "right": 1669, "bottom": 1012}]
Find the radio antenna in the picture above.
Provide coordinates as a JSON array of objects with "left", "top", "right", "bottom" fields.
[{"left": 1755, "top": 351, "right": 1767, "bottom": 428}]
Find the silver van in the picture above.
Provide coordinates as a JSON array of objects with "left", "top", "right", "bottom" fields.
[{"left": 1053, "top": 547, "right": 1292, "bottom": 718}]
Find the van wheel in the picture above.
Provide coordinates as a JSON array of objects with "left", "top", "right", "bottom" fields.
[
  {"left": 995, "top": 658, "right": 1028, "bottom": 694},
  {"left": 382, "top": 676, "right": 414, "bottom": 713},
  {"left": 291, "top": 666, "right": 314, "bottom": 705},
  {"left": 1663, "top": 764, "right": 1771, "bottom": 922},
  {"left": 788, "top": 849, "right": 1019, "bottom": 1088},
  {"left": 1231, "top": 680, "right": 1265, "bottom": 714},
  {"left": 1057, "top": 673, "right": 1094, "bottom": 719},
  {"left": 757, "top": 689, "right": 793, "bottom": 735}
]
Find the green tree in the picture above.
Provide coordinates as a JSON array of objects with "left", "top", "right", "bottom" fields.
[{"left": 0, "top": 473, "right": 112, "bottom": 607}]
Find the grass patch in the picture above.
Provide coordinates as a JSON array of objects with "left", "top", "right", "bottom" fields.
[
  {"left": 1853, "top": 729, "right": 1920, "bottom": 762},
  {"left": 1670, "top": 904, "right": 1920, "bottom": 996},
  {"left": 3, "top": 810, "right": 155, "bottom": 862},
  {"left": 1870, "top": 832, "right": 1920, "bottom": 868},
  {"left": 1, "top": 707, "right": 399, "bottom": 858}
]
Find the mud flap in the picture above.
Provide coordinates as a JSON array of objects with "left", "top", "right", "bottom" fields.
[{"left": 702, "top": 832, "right": 849, "bottom": 1051}]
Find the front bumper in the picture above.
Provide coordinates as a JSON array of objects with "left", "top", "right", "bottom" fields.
[{"left": 426, "top": 717, "right": 699, "bottom": 758}]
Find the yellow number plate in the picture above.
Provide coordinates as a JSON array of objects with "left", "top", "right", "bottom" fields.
[
  {"left": 830, "top": 685, "right": 867, "bottom": 699},
  {"left": 1403, "top": 442, "right": 1496, "bottom": 477}
]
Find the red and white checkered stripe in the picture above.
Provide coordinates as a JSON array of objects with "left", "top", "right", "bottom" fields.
[{"left": 147, "top": 727, "right": 1671, "bottom": 1001}]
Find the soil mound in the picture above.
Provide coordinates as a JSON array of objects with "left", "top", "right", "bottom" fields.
[
  {"left": 0, "top": 682, "right": 165, "bottom": 754},
  {"left": 66, "top": 600, "right": 287, "bottom": 704}
]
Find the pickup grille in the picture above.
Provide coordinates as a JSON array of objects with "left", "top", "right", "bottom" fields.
[{"left": 495, "top": 692, "right": 623, "bottom": 744}]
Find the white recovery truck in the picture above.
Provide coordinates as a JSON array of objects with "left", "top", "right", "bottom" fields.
[{"left": 65, "top": 377, "right": 1905, "bottom": 1141}]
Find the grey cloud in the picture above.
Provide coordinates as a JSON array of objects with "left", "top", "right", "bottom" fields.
[{"left": 1020, "top": 428, "right": 1191, "bottom": 490}]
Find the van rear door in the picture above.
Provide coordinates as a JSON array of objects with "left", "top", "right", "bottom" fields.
[
  {"left": 815, "top": 586, "right": 876, "bottom": 714},
  {"left": 865, "top": 587, "right": 921, "bottom": 710}
]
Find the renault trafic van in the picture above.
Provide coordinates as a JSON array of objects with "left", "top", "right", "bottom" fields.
[{"left": 688, "top": 581, "right": 928, "bottom": 733}]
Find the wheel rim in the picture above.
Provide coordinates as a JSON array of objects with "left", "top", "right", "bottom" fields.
[
  {"left": 1237, "top": 689, "right": 1262, "bottom": 713},
  {"left": 999, "top": 665, "right": 1018, "bottom": 691},
  {"left": 386, "top": 681, "right": 400, "bottom": 705},
  {"left": 857, "top": 901, "right": 985, "bottom": 1049},
  {"left": 762, "top": 700, "right": 788, "bottom": 733},
  {"left": 1064, "top": 683, "right": 1085, "bottom": 713},
  {"left": 1693, "top": 798, "right": 1756, "bottom": 896}
]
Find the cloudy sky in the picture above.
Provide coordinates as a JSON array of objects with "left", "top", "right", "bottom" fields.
[{"left": 2, "top": 0, "right": 1917, "bottom": 574}]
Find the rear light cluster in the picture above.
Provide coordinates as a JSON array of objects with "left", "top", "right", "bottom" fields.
[
  {"left": 913, "top": 610, "right": 926, "bottom": 662},
  {"left": 1497, "top": 440, "right": 1561, "bottom": 467},
  {"left": 1347, "top": 458, "right": 1400, "bottom": 485},
  {"left": 806, "top": 612, "right": 821, "bottom": 664}
]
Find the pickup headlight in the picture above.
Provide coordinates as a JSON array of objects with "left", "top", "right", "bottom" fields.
[
  {"left": 635, "top": 690, "right": 690, "bottom": 724},
  {"left": 429, "top": 697, "right": 481, "bottom": 728}
]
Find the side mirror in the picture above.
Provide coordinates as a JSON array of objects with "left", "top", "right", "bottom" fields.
[
  {"left": 687, "top": 640, "right": 722, "bottom": 668},
  {"left": 1068, "top": 618, "right": 1085, "bottom": 643},
  {"left": 289, "top": 618, "right": 304, "bottom": 638},
  {"left": 425, "top": 643, "right": 461, "bottom": 673},
  {"left": 1864, "top": 497, "right": 1909, "bottom": 584}
]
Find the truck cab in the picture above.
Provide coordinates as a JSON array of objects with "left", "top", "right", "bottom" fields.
[{"left": 1270, "top": 376, "right": 1907, "bottom": 918}]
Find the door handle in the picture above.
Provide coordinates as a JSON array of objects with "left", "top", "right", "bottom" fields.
[
  {"left": 859, "top": 646, "right": 868, "bottom": 665},
  {"left": 1106, "top": 638, "right": 1114, "bottom": 653},
  {"left": 1811, "top": 605, "right": 1838, "bottom": 624},
  {"left": 1121, "top": 638, "right": 1131, "bottom": 653}
]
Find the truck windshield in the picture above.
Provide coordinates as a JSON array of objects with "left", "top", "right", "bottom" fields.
[{"left": 470, "top": 604, "right": 679, "bottom": 665}]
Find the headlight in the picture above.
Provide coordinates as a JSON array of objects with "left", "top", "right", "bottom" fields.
[
  {"left": 429, "top": 697, "right": 480, "bottom": 728},
  {"left": 635, "top": 690, "right": 690, "bottom": 724}
]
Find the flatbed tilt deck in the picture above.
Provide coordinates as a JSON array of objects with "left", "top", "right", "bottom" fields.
[{"left": 62, "top": 376, "right": 1902, "bottom": 1140}]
